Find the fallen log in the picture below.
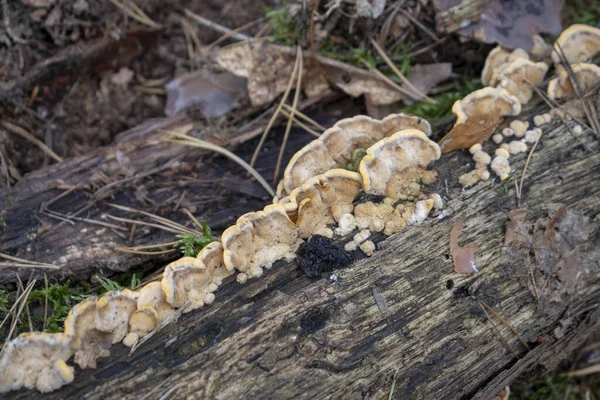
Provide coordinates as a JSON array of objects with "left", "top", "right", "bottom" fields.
[{"left": 7, "top": 99, "right": 600, "bottom": 398}]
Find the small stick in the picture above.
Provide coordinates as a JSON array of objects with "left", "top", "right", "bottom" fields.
[
  {"left": 279, "top": 109, "right": 322, "bottom": 137},
  {"left": 42, "top": 274, "right": 49, "bottom": 332},
  {"left": 399, "top": 9, "right": 440, "bottom": 42},
  {"left": 205, "top": 17, "right": 266, "bottom": 52},
  {"left": 0, "top": 252, "right": 61, "bottom": 269},
  {"left": 0, "top": 121, "right": 62, "bottom": 162},
  {"left": 185, "top": 9, "right": 251, "bottom": 41},
  {"left": 518, "top": 129, "right": 542, "bottom": 206},
  {"left": 250, "top": 47, "right": 302, "bottom": 167},
  {"left": 108, "top": 0, "right": 156, "bottom": 27},
  {"left": 370, "top": 39, "right": 437, "bottom": 104},
  {"left": 477, "top": 299, "right": 520, "bottom": 360},
  {"left": 479, "top": 299, "right": 530, "bottom": 350},
  {"left": 106, "top": 203, "right": 200, "bottom": 234},
  {"left": 282, "top": 103, "right": 326, "bottom": 131},
  {"left": 361, "top": 59, "right": 427, "bottom": 103},
  {"left": 181, "top": 209, "right": 203, "bottom": 230},
  {"left": 274, "top": 48, "right": 304, "bottom": 184},
  {"left": 161, "top": 129, "right": 275, "bottom": 196}
]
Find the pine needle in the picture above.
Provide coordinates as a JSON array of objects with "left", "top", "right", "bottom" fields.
[
  {"left": 274, "top": 48, "right": 304, "bottom": 184},
  {"left": 161, "top": 129, "right": 275, "bottom": 196},
  {"left": 249, "top": 46, "right": 302, "bottom": 168}
]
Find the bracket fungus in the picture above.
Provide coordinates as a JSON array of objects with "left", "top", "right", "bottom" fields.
[
  {"left": 279, "top": 113, "right": 431, "bottom": 197},
  {"left": 222, "top": 204, "right": 299, "bottom": 282},
  {"left": 551, "top": 24, "right": 600, "bottom": 65},
  {"left": 547, "top": 63, "right": 600, "bottom": 100},
  {"left": 63, "top": 297, "right": 112, "bottom": 369},
  {"left": 95, "top": 289, "right": 139, "bottom": 344},
  {"left": 128, "top": 281, "right": 174, "bottom": 339},
  {"left": 289, "top": 169, "right": 363, "bottom": 238},
  {"left": 196, "top": 241, "right": 233, "bottom": 286},
  {"left": 359, "top": 129, "right": 441, "bottom": 199},
  {"left": 493, "top": 58, "right": 549, "bottom": 104},
  {"left": 0, "top": 333, "right": 74, "bottom": 393},
  {"left": 481, "top": 46, "right": 530, "bottom": 86},
  {"left": 452, "top": 87, "right": 521, "bottom": 125},
  {"left": 162, "top": 257, "right": 217, "bottom": 312}
]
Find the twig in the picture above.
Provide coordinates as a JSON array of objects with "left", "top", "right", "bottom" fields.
[
  {"left": 399, "top": 8, "right": 440, "bottom": 42},
  {"left": 1, "top": 0, "right": 27, "bottom": 44},
  {"left": 43, "top": 210, "right": 129, "bottom": 231},
  {"left": 279, "top": 109, "right": 322, "bottom": 137},
  {"left": 477, "top": 299, "right": 520, "bottom": 360},
  {"left": 205, "top": 17, "right": 266, "bottom": 52},
  {"left": 160, "top": 129, "right": 275, "bottom": 196},
  {"left": 370, "top": 39, "right": 437, "bottom": 104},
  {"left": 517, "top": 130, "right": 541, "bottom": 207},
  {"left": 106, "top": 203, "right": 200, "bottom": 234},
  {"left": 16, "top": 275, "right": 33, "bottom": 333},
  {"left": 185, "top": 9, "right": 251, "bottom": 41},
  {"left": 360, "top": 59, "right": 427, "bottom": 103},
  {"left": 1, "top": 279, "right": 36, "bottom": 357},
  {"left": 0, "top": 121, "right": 62, "bottom": 162},
  {"left": 0, "top": 252, "right": 61, "bottom": 269},
  {"left": 181, "top": 209, "right": 203, "bottom": 230},
  {"left": 108, "top": 0, "right": 157, "bottom": 27},
  {"left": 43, "top": 274, "right": 49, "bottom": 332},
  {"left": 274, "top": 48, "right": 304, "bottom": 184},
  {"left": 250, "top": 47, "right": 302, "bottom": 168},
  {"left": 479, "top": 299, "right": 530, "bottom": 350},
  {"left": 567, "top": 364, "right": 600, "bottom": 377},
  {"left": 282, "top": 103, "right": 326, "bottom": 131}
]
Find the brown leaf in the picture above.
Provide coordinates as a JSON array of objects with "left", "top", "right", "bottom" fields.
[
  {"left": 438, "top": 113, "right": 501, "bottom": 153},
  {"left": 450, "top": 217, "right": 479, "bottom": 274},
  {"left": 504, "top": 208, "right": 530, "bottom": 246}
]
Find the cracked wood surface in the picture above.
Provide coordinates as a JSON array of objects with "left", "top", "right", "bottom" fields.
[{"left": 9, "top": 102, "right": 600, "bottom": 399}]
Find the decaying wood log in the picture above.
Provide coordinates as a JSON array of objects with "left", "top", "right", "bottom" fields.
[
  {"left": 6, "top": 98, "right": 600, "bottom": 398},
  {"left": 0, "top": 97, "right": 339, "bottom": 286}
]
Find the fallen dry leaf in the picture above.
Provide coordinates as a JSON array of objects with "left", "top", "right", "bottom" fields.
[
  {"left": 450, "top": 217, "right": 479, "bottom": 274},
  {"left": 215, "top": 40, "right": 451, "bottom": 108},
  {"left": 438, "top": 113, "right": 501, "bottom": 153},
  {"left": 504, "top": 208, "right": 531, "bottom": 246},
  {"left": 435, "top": 0, "right": 562, "bottom": 51},
  {"left": 165, "top": 69, "right": 247, "bottom": 117}
]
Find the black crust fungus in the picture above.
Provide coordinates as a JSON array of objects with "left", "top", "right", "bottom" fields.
[{"left": 296, "top": 235, "right": 352, "bottom": 278}]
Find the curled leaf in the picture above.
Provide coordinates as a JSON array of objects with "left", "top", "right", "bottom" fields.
[{"left": 450, "top": 217, "right": 479, "bottom": 274}]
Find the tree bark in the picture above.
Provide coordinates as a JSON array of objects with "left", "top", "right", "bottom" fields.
[{"left": 4, "top": 99, "right": 599, "bottom": 399}]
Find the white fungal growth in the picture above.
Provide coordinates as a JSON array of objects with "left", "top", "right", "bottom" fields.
[
  {"left": 334, "top": 213, "right": 357, "bottom": 236},
  {"left": 469, "top": 143, "right": 482, "bottom": 154},
  {"left": 459, "top": 168, "right": 489, "bottom": 187},
  {"left": 491, "top": 155, "right": 511, "bottom": 180},
  {"left": 509, "top": 120, "right": 527, "bottom": 137},
  {"left": 359, "top": 240, "right": 375, "bottom": 256},
  {"left": 573, "top": 124, "right": 583, "bottom": 136},
  {"left": 508, "top": 140, "right": 528, "bottom": 154},
  {"left": 353, "top": 229, "right": 371, "bottom": 245},
  {"left": 410, "top": 199, "right": 434, "bottom": 224},
  {"left": 524, "top": 129, "right": 541, "bottom": 143},
  {"left": 543, "top": 113, "right": 552, "bottom": 123},
  {"left": 533, "top": 114, "right": 545, "bottom": 126},
  {"left": 344, "top": 241, "right": 358, "bottom": 252},
  {"left": 502, "top": 127, "right": 515, "bottom": 137},
  {"left": 495, "top": 148, "right": 510, "bottom": 159},
  {"left": 430, "top": 193, "right": 444, "bottom": 210},
  {"left": 472, "top": 150, "right": 491, "bottom": 165},
  {"left": 492, "top": 133, "right": 504, "bottom": 144}
]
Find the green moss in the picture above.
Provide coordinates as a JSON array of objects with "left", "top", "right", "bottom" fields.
[
  {"left": 346, "top": 148, "right": 367, "bottom": 172},
  {"left": 174, "top": 221, "right": 218, "bottom": 257},
  {"left": 566, "top": 1, "right": 600, "bottom": 26},
  {"left": 263, "top": 3, "right": 301, "bottom": 46},
  {"left": 398, "top": 78, "right": 482, "bottom": 125}
]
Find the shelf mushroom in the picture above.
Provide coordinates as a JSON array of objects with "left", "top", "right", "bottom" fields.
[
  {"left": 547, "top": 63, "right": 600, "bottom": 100},
  {"left": 481, "top": 46, "right": 530, "bottom": 86},
  {"left": 222, "top": 204, "right": 299, "bottom": 282},
  {"left": 451, "top": 87, "right": 521, "bottom": 125},
  {"left": 492, "top": 58, "right": 549, "bottom": 104},
  {"left": 359, "top": 129, "right": 441, "bottom": 199},
  {"left": 161, "top": 257, "right": 217, "bottom": 312},
  {"left": 289, "top": 169, "right": 363, "bottom": 238},
  {"left": 196, "top": 241, "right": 233, "bottom": 286},
  {"left": 0, "top": 332, "right": 74, "bottom": 393},
  {"left": 279, "top": 113, "right": 432, "bottom": 197},
  {"left": 63, "top": 297, "right": 112, "bottom": 369},
  {"left": 551, "top": 24, "right": 600, "bottom": 65},
  {"left": 127, "top": 281, "right": 174, "bottom": 343},
  {"left": 95, "top": 289, "right": 139, "bottom": 344}
]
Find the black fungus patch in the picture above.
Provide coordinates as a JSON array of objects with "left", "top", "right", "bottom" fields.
[
  {"left": 453, "top": 284, "right": 470, "bottom": 299},
  {"left": 300, "top": 307, "right": 331, "bottom": 335},
  {"left": 296, "top": 235, "right": 352, "bottom": 278}
]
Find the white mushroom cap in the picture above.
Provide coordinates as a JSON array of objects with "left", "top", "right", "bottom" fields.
[
  {"left": 222, "top": 204, "right": 299, "bottom": 277},
  {"left": 551, "top": 24, "right": 600, "bottom": 65},
  {"left": 547, "top": 63, "right": 600, "bottom": 100},
  {"left": 473, "top": 150, "right": 491, "bottom": 165},
  {"left": 508, "top": 141, "right": 528, "bottom": 154},
  {"left": 129, "top": 306, "right": 159, "bottom": 337},
  {"left": 281, "top": 113, "right": 432, "bottom": 194},
  {"left": 494, "top": 58, "right": 549, "bottom": 104},
  {"left": 451, "top": 87, "right": 521, "bottom": 125},
  {"left": 481, "top": 46, "right": 530, "bottom": 86},
  {"left": 359, "top": 129, "right": 441, "bottom": 198},
  {"left": 495, "top": 148, "right": 510, "bottom": 158},
  {"left": 468, "top": 143, "right": 482, "bottom": 154},
  {"left": 491, "top": 156, "right": 511, "bottom": 180},
  {"left": 196, "top": 241, "right": 232, "bottom": 286},
  {"left": 95, "top": 289, "right": 139, "bottom": 344},
  {"left": 63, "top": 298, "right": 111, "bottom": 369},
  {"left": 510, "top": 120, "right": 527, "bottom": 137},
  {"left": 0, "top": 332, "right": 74, "bottom": 393},
  {"left": 161, "top": 257, "right": 216, "bottom": 311},
  {"left": 502, "top": 127, "right": 515, "bottom": 137},
  {"left": 136, "top": 281, "right": 174, "bottom": 322},
  {"left": 492, "top": 133, "right": 504, "bottom": 144}
]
